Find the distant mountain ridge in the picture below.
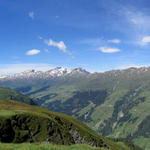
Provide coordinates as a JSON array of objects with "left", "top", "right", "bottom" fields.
[
  {"left": 1, "top": 66, "right": 150, "bottom": 80},
  {"left": 0, "top": 67, "right": 90, "bottom": 79}
]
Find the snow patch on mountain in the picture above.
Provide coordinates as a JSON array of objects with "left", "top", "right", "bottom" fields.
[{"left": 0, "top": 75, "right": 8, "bottom": 79}]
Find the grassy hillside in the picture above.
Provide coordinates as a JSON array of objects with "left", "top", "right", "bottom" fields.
[
  {"left": 0, "top": 143, "right": 100, "bottom": 150},
  {"left": 0, "top": 87, "right": 36, "bottom": 105},
  {"left": 0, "top": 100, "right": 129, "bottom": 150},
  {"left": 0, "top": 142, "right": 142, "bottom": 150},
  {"left": 0, "top": 143, "right": 133, "bottom": 150}
]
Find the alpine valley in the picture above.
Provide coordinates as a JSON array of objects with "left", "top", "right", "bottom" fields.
[
  {"left": 0, "top": 87, "right": 141, "bottom": 150},
  {"left": 1, "top": 66, "right": 150, "bottom": 149}
]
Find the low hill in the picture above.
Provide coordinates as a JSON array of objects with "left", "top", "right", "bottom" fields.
[
  {"left": 0, "top": 100, "right": 136, "bottom": 150},
  {"left": 0, "top": 87, "right": 36, "bottom": 105}
]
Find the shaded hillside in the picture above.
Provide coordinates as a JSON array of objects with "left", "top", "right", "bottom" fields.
[
  {"left": 0, "top": 100, "right": 129, "bottom": 150},
  {"left": 0, "top": 87, "right": 36, "bottom": 105}
]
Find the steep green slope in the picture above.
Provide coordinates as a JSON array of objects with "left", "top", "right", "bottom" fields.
[
  {"left": 1, "top": 67, "right": 150, "bottom": 148},
  {"left": 0, "top": 100, "right": 129, "bottom": 150},
  {"left": 0, "top": 87, "right": 36, "bottom": 105}
]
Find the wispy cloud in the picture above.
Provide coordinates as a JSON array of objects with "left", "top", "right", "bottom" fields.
[
  {"left": 99, "top": 47, "right": 120, "bottom": 53},
  {"left": 116, "top": 6, "right": 150, "bottom": 46},
  {"left": 81, "top": 38, "right": 121, "bottom": 54},
  {"left": 123, "top": 7, "right": 150, "bottom": 36},
  {"left": 45, "top": 39, "right": 70, "bottom": 54},
  {"left": 0, "top": 64, "right": 54, "bottom": 74},
  {"left": 26, "top": 49, "right": 40, "bottom": 55},
  {"left": 29, "top": 11, "right": 34, "bottom": 19},
  {"left": 81, "top": 38, "right": 121, "bottom": 46},
  {"left": 127, "top": 10, "right": 150, "bottom": 28},
  {"left": 108, "top": 39, "right": 121, "bottom": 44}
]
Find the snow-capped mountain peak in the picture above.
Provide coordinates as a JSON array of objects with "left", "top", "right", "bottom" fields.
[
  {"left": 0, "top": 74, "right": 8, "bottom": 79},
  {"left": 46, "top": 67, "right": 73, "bottom": 77},
  {"left": 0, "top": 67, "right": 90, "bottom": 80}
]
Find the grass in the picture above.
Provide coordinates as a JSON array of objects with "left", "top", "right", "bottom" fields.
[
  {"left": 133, "top": 137, "right": 150, "bottom": 150},
  {"left": 115, "top": 142, "right": 131, "bottom": 150},
  {"left": 0, "top": 143, "right": 107, "bottom": 150}
]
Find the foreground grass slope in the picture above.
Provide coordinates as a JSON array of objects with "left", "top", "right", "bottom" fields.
[
  {"left": 0, "top": 142, "right": 139, "bottom": 150},
  {"left": 0, "top": 100, "right": 128, "bottom": 150},
  {"left": 0, "top": 143, "right": 106, "bottom": 150},
  {"left": 0, "top": 142, "right": 142, "bottom": 150}
]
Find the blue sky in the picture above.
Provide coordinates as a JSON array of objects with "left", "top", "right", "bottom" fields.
[{"left": 1, "top": 0, "right": 150, "bottom": 74}]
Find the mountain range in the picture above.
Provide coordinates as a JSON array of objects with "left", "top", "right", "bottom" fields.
[
  {"left": 1, "top": 66, "right": 150, "bottom": 149},
  {"left": 0, "top": 67, "right": 89, "bottom": 79}
]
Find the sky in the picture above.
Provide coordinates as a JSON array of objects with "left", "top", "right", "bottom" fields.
[{"left": 1, "top": 0, "right": 150, "bottom": 74}]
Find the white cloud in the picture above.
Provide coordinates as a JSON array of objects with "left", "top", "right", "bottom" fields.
[
  {"left": 29, "top": 12, "right": 34, "bottom": 19},
  {"left": 108, "top": 39, "right": 121, "bottom": 44},
  {"left": 99, "top": 47, "right": 120, "bottom": 53},
  {"left": 45, "top": 39, "right": 69, "bottom": 54},
  {"left": 26, "top": 49, "right": 40, "bottom": 55},
  {"left": 142, "top": 36, "right": 150, "bottom": 43},
  {"left": 0, "top": 64, "right": 54, "bottom": 75}
]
